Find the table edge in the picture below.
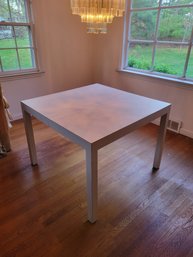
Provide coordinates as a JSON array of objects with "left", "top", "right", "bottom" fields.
[{"left": 21, "top": 102, "right": 171, "bottom": 150}]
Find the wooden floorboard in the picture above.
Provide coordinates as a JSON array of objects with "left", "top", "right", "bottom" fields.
[{"left": 0, "top": 119, "right": 193, "bottom": 257}]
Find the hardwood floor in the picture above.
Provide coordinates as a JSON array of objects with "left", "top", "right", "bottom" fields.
[{"left": 0, "top": 119, "right": 193, "bottom": 257}]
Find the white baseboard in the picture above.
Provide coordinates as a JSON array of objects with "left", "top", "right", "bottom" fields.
[
  {"left": 180, "top": 128, "right": 193, "bottom": 139},
  {"left": 152, "top": 120, "right": 193, "bottom": 139},
  {"left": 12, "top": 113, "right": 23, "bottom": 121}
]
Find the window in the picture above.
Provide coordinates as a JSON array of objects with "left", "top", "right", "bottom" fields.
[
  {"left": 122, "top": 0, "right": 193, "bottom": 83},
  {"left": 0, "top": 0, "right": 38, "bottom": 75}
]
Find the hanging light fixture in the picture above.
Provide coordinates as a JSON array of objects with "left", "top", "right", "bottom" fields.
[{"left": 71, "top": 0, "right": 125, "bottom": 34}]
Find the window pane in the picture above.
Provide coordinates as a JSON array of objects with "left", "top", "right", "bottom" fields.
[
  {"left": 158, "top": 8, "right": 193, "bottom": 42},
  {"left": 15, "top": 26, "right": 32, "bottom": 47},
  {"left": 130, "top": 11, "right": 157, "bottom": 40},
  {"left": 161, "top": 0, "right": 193, "bottom": 6},
  {"left": 0, "top": 26, "right": 15, "bottom": 47},
  {"left": 128, "top": 43, "right": 153, "bottom": 70},
  {"left": 0, "top": 49, "right": 19, "bottom": 71},
  {"left": 154, "top": 44, "right": 188, "bottom": 76},
  {"left": 132, "top": 0, "right": 159, "bottom": 8},
  {"left": 0, "top": 0, "right": 11, "bottom": 22},
  {"left": 9, "top": 0, "right": 28, "bottom": 22},
  {"left": 18, "top": 48, "right": 35, "bottom": 69},
  {"left": 186, "top": 46, "right": 193, "bottom": 78}
]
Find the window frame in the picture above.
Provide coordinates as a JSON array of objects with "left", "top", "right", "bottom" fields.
[
  {"left": 121, "top": 0, "right": 193, "bottom": 84},
  {"left": 0, "top": 0, "right": 39, "bottom": 77}
]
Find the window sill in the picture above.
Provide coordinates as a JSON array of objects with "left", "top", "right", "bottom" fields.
[
  {"left": 118, "top": 68, "right": 193, "bottom": 89},
  {"left": 0, "top": 70, "right": 45, "bottom": 82}
]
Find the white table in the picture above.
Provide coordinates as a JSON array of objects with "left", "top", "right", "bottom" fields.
[{"left": 21, "top": 84, "right": 171, "bottom": 223}]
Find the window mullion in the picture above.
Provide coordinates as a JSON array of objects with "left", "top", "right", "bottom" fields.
[
  {"left": 0, "top": 22, "right": 30, "bottom": 26},
  {"left": 182, "top": 27, "right": 193, "bottom": 78},
  {"left": 7, "top": 0, "right": 12, "bottom": 21},
  {"left": 132, "top": 4, "right": 193, "bottom": 12},
  {"left": 156, "top": 40, "right": 189, "bottom": 45},
  {"left": 151, "top": 0, "right": 162, "bottom": 71},
  {"left": 130, "top": 39, "right": 154, "bottom": 43},
  {"left": 12, "top": 26, "right": 21, "bottom": 70},
  {"left": 130, "top": 39, "right": 189, "bottom": 45},
  {"left": 121, "top": 0, "right": 131, "bottom": 68},
  {"left": 0, "top": 57, "right": 3, "bottom": 72},
  {"left": 126, "top": 0, "right": 132, "bottom": 68},
  {"left": 26, "top": 0, "right": 38, "bottom": 69},
  {"left": 0, "top": 47, "right": 33, "bottom": 50}
]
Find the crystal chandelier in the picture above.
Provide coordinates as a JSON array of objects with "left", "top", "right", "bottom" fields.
[{"left": 71, "top": 0, "right": 125, "bottom": 34}]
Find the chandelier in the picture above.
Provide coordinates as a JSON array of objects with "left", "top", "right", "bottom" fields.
[{"left": 71, "top": 0, "right": 125, "bottom": 34}]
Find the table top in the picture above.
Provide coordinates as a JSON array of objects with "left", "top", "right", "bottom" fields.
[{"left": 22, "top": 84, "right": 171, "bottom": 144}]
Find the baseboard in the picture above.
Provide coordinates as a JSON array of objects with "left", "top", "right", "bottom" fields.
[
  {"left": 12, "top": 113, "right": 23, "bottom": 121},
  {"left": 152, "top": 120, "right": 193, "bottom": 139},
  {"left": 180, "top": 128, "right": 193, "bottom": 139}
]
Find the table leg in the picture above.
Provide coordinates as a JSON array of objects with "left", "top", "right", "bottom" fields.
[
  {"left": 86, "top": 145, "right": 98, "bottom": 223},
  {"left": 22, "top": 109, "right": 38, "bottom": 166},
  {"left": 153, "top": 112, "right": 169, "bottom": 170}
]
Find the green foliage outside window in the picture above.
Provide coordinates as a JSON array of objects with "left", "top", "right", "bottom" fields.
[{"left": 128, "top": 0, "right": 193, "bottom": 79}]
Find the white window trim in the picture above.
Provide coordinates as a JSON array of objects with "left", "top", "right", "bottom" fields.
[
  {"left": 0, "top": 0, "right": 40, "bottom": 77},
  {"left": 120, "top": 0, "right": 193, "bottom": 85},
  {"left": 0, "top": 70, "right": 45, "bottom": 82}
]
